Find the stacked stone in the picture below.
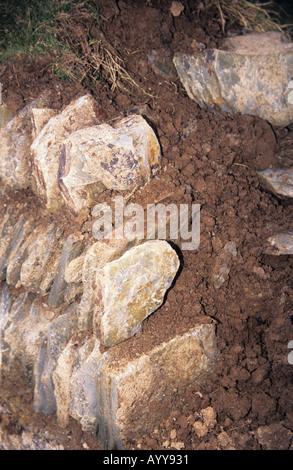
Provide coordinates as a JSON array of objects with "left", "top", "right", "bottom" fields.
[{"left": 0, "top": 94, "right": 218, "bottom": 449}]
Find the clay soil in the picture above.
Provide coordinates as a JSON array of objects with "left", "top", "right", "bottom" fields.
[{"left": 1, "top": 0, "right": 293, "bottom": 451}]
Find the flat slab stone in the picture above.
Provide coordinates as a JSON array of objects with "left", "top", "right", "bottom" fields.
[
  {"left": 93, "top": 240, "right": 180, "bottom": 347},
  {"left": 174, "top": 32, "right": 293, "bottom": 127},
  {"left": 58, "top": 115, "right": 161, "bottom": 213}
]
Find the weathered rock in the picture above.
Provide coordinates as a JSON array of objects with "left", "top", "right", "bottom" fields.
[
  {"left": 0, "top": 95, "right": 50, "bottom": 191},
  {"left": 31, "top": 94, "right": 98, "bottom": 211},
  {"left": 0, "top": 103, "right": 14, "bottom": 129},
  {"left": 31, "top": 108, "right": 57, "bottom": 140},
  {"left": 48, "top": 235, "right": 85, "bottom": 308},
  {"left": 148, "top": 49, "right": 178, "bottom": 81},
  {"left": 53, "top": 334, "right": 96, "bottom": 428},
  {"left": 69, "top": 338, "right": 102, "bottom": 432},
  {"left": 78, "top": 235, "right": 141, "bottom": 331},
  {"left": 265, "top": 232, "right": 293, "bottom": 255},
  {"left": 66, "top": 323, "right": 217, "bottom": 448},
  {"left": 33, "top": 303, "right": 79, "bottom": 414},
  {"left": 211, "top": 242, "right": 237, "bottom": 288},
  {"left": 58, "top": 114, "right": 161, "bottom": 213},
  {"left": 0, "top": 206, "right": 25, "bottom": 280},
  {"left": 94, "top": 240, "right": 180, "bottom": 348},
  {"left": 18, "top": 223, "right": 64, "bottom": 294},
  {"left": 174, "top": 32, "right": 293, "bottom": 127},
  {"left": 2, "top": 291, "right": 54, "bottom": 385},
  {"left": 257, "top": 167, "right": 293, "bottom": 200}
]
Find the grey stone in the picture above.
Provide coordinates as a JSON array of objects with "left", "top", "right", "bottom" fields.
[
  {"left": 174, "top": 32, "right": 293, "bottom": 127},
  {"left": 257, "top": 167, "right": 293, "bottom": 200},
  {"left": 65, "top": 324, "right": 218, "bottom": 448},
  {"left": 48, "top": 235, "right": 85, "bottom": 308},
  {"left": 33, "top": 303, "right": 79, "bottom": 414},
  {"left": 265, "top": 232, "right": 293, "bottom": 255},
  {"left": 211, "top": 242, "right": 237, "bottom": 289}
]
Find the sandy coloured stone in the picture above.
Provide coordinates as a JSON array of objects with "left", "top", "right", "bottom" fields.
[
  {"left": 92, "top": 323, "right": 217, "bottom": 448},
  {"left": 174, "top": 32, "right": 293, "bottom": 127},
  {"left": 31, "top": 94, "right": 98, "bottom": 211},
  {"left": 58, "top": 114, "right": 161, "bottom": 213},
  {"left": 19, "top": 224, "right": 64, "bottom": 293},
  {"left": 93, "top": 240, "right": 180, "bottom": 347},
  {"left": 78, "top": 234, "right": 141, "bottom": 331},
  {"left": 0, "top": 95, "right": 50, "bottom": 191}
]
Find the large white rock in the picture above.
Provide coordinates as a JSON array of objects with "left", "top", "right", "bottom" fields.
[
  {"left": 58, "top": 114, "right": 161, "bottom": 213},
  {"left": 93, "top": 240, "right": 180, "bottom": 347}
]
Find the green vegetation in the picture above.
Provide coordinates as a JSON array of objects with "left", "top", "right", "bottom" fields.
[{"left": 0, "top": 0, "right": 99, "bottom": 61}]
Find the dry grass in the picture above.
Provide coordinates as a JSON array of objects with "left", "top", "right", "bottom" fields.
[
  {"left": 203, "top": 0, "right": 293, "bottom": 35},
  {"left": 53, "top": 3, "right": 153, "bottom": 97}
]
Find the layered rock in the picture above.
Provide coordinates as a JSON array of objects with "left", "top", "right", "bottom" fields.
[
  {"left": 53, "top": 323, "right": 218, "bottom": 448},
  {"left": 0, "top": 95, "right": 51, "bottom": 191},
  {"left": 174, "top": 32, "right": 293, "bottom": 127},
  {"left": 31, "top": 94, "right": 98, "bottom": 211}
]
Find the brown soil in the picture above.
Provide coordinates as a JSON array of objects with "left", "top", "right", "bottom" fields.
[{"left": 1, "top": 0, "right": 293, "bottom": 451}]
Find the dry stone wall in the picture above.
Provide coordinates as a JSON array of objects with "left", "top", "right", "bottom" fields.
[{"left": 0, "top": 93, "right": 218, "bottom": 449}]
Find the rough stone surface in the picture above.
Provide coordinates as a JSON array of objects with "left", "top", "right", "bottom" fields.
[
  {"left": 58, "top": 114, "right": 161, "bottom": 213},
  {"left": 18, "top": 223, "right": 64, "bottom": 294},
  {"left": 53, "top": 334, "right": 96, "bottom": 428},
  {"left": 1, "top": 290, "right": 54, "bottom": 384},
  {"left": 33, "top": 303, "right": 78, "bottom": 415},
  {"left": 0, "top": 95, "right": 49, "bottom": 191},
  {"left": 265, "top": 232, "right": 293, "bottom": 255},
  {"left": 257, "top": 167, "right": 293, "bottom": 200},
  {"left": 94, "top": 240, "right": 180, "bottom": 347},
  {"left": 75, "top": 323, "right": 217, "bottom": 448},
  {"left": 48, "top": 235, "right": 85, "bottom": 308},
  {"left": 78, "top": 235, "right": 141, "bottom": 331},
  {"left": 0, "top": 103, "right": 14, "bottom": 129},
  {"left": 31, "top": 94, "right": 98, "bottom": 211},
  {"left": 211, "top": 242, "right": 237, "bottom": 288},
  {"left": 174, "top": 32, "right": 293, "bottom": 127}
]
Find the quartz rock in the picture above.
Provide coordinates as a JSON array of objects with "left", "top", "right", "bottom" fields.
[
  {"left": 31, "top": 94, "right": 98, "bottom": 211},
  {"left": 58, "top": 114, "right": 161, "bottom": 213},
  {"left": 174, "top": 32, "right": 293, "bottom": 127},
  {"left": 93, "top": 240, "right": 180, "bottom": 347}
]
